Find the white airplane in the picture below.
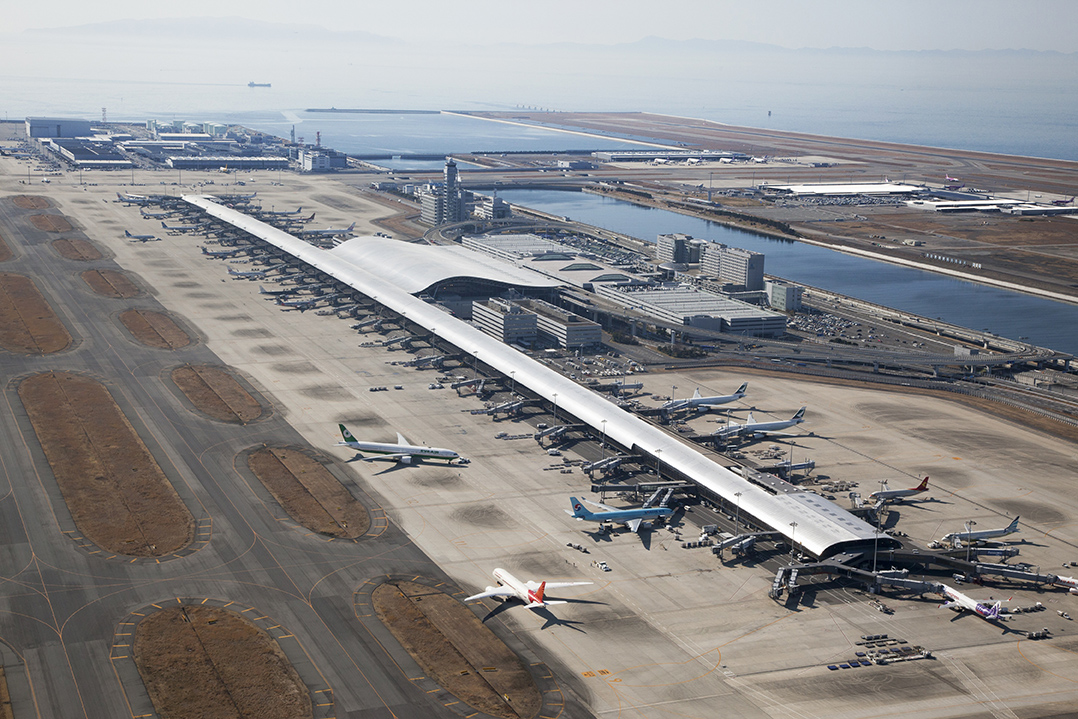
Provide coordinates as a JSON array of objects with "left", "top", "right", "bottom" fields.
[
  {"left": 662, "top": 382, "right": 747, "bottom": 411},
  {"left": 712, "top": 407, "right": 805, "bottom": 441},
  {"left": 869, "top": 477, "right": 930, "bottom": 503},
  {"left": 228, "top": 263, "right": 285, "bottom": 280},
  {"left": 938, "top": 583, "right": 1003, "bottom": 621},
  {"left": 116, "top": 192, "right": 149, "bottom": 204},
  {"left": 300, "top": 221, "right": 355, "bottom": 237},
  {"left": 938, "top": 517, "right": 1019, "bottom": 547},
  {"left": 1050, "top": 575, "right": 1078, "bottom": 594},
  {"left": 125, "top": 230, "right": 159, "bottom": 242},
  {"left": 464, "top": 568, "right": 592, "bottom": 608},
  {"left": 336, "top": 424, "right": 460, "bottom": 464}
]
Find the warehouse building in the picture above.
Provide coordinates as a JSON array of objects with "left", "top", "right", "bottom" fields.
[
  {"left": 25, "top": 117, "right": 93, "bottom": 139},
  {"left": 597, "top": 284, "right": 786, "bottom": 337}
]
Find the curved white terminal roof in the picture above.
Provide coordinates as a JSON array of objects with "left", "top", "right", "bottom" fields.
[
  {"left": 187, "top": 196, "right": 885, "bottom": 558},
  {"left": 331, "top": 238, "right": 562, "bottom": 295}
]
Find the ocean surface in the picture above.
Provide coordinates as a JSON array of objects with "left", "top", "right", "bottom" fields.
[{"left": 496, "top": 189, "right": 1078, "bottom": 356}]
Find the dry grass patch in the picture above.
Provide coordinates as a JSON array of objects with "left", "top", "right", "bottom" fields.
[
  {"left": 11, "top": 195, "right": 49, "bottom": 209},
  {"left": 81, "top": 269, "right": 142, "bottom": 298},
  {"left": 30, "top": 214, "right": 72, "bottom": 233},
  {"left": 0, "top": 235, "right": 11, "bottom": 263},
  {"left": 52, "top": 238, "right": 101, "bottom": 260},
  {"left": 0, "top": 667, "right": 12, "bottom": 719},
  {"left": 172, "top": 365, "right": 262, "bottom": 423},
  {"left": 0, "top": 273, "right": 71, "bottom": 353},
  {"left": 133, "top": 605, "right": 311, "bottom": 719},
  {"left": 19, "top": 371, "right": 194, "bottom": 556},
  {"left": 372, "top": 580, "right": 541, "bottom": 719},
  {"left": 119, "top": 309, "right": 191, "bottom": 349},
  {"left": 247, "top": 448, "right": 368, "bottom": 538}
]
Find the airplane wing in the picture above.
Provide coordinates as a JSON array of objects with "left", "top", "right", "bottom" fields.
[
  {"left": 537, "top": 581, "right": 593, "bottom": 590},
  {"left": 526, "top": 600, "right": 567, "bottom": 608},
  {"left": 626, "top": 518, "right": 643, "bottom": 533},
  {"left": 756, "top": 431, "right": 798, "bottom": 438},
  {"left": 362, "top": 453, "right": 411, "bottom": 463},
  {"left": 582, "top": 498, "right": 620, "bottom": 512},
  {"left": 465, "top": 588, "right": 517, "bottom": 602}
]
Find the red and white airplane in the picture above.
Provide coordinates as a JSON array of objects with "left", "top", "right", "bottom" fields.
[
  {"left": 464, "top": 568, "right": 592, "bottom": 608},
  {"left": 869, "top": 477, "right": 929, "bottom": 503}
]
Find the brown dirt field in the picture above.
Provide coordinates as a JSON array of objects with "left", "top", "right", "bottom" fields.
[
  {"left": 119, "top": 309, "right": 191, "bottom": 349},
  {"left": 52, "top": 238, "right": 102, "bottom": 261},
  {"left": 18, "top": 371, "right": 194, "bottom": 556},
  {"left": 30, "top": 214, "right": 72, "bottom": 233},
  {"left": 11, "top": 195, "right": 49, "bottom": 210},
  {"left": 372, "top": 581, "right": 541, "bottom": 719},
  {"left": 133, "top": 605, "right": 311, "bottom": 719},
  {"left": 0, "top": 236, "right": 11, "bottom": 263},
  {"left": 247, "top": 448, "right": 368, "bottom": 538},
  {"left": 172, "top": 365, "right": 263, "bottom": 423},
  {"left": 0, "top": 667, "right": 12, "bottom": 719},
  {"left": 0, "top": 273, "right": 71, "bottom": 353},
  {"left": 80, "top": 269, "right": 143, "bottom": 298}
]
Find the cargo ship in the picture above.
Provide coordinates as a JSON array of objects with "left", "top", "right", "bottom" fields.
[{"left": 248, "top": 82, "right": 271, "bottom": 88}]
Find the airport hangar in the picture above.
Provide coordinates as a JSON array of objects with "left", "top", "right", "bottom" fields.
[{"left": 187, "top": 195, "right": 894, "bottom": 561}]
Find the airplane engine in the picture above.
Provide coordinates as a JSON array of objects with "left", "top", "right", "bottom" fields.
[
  {"left": 401, "top": 456, "right": 413, "bottom": 464},
  {"left": 1070, "top": 587, "right": 1078, "bottom": 594}
]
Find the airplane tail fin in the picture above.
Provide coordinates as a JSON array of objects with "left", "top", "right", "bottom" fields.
[
  {"left": 746, "top": 412, "right": 756, "bottom": 424},
  {"left": 161, "top": 221, "right": 168, "bottom": 228},
  {"left": 339, "top": 424, "right": 358, "bottom": 444},
  {"left": 792, "top": 407, "right": 806, "bottom": 421},
  {"left": 988, "top": 601, "right": 1002, "bottom": 619},
  {"left": 1007, "top": 516, "right": 1020, "bottom": 531},
  {"left": 692, "top": 388, "right": 701, "bottom": 400},
  {"left": 568, "top": 497, "right": 590, "bottom": 519},
  {"left": 346, "top": 222, "right": 355, "bottom": 231},
  {"left": 124, "top": 230, "right": 132, "bottom": 237},
  {"left": 528, "top": 581, "right": 546, "bottom": 605},
  {"left": 736, "top": 382, "right": 748, "bottom": 395},
  {"left": 916, "top": 476, "right": 929, "bottom": 491}
]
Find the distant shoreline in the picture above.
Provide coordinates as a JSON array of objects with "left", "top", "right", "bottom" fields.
[{"left": 305, "top": 108, "right": 440, "bottom": 114}]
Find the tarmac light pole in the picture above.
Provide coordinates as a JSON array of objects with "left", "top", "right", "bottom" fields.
[
  {"left": 552, "top": 393, "right": 558, "bottom": 425},
  {"left": 789, "top": 522, "right": 798, "bottom": 561},
  {"left": 965, "top": 520, "right": 976, "bottom": 563},
  {"left": 510, "top": 371, "right": 516, "bottom": 395},
  {"left": 734, "top": 491, "right": 742, "bottom": 533},
  {"left": 655, "top": 448, "right": 662, "bottom": 479},
  {"left": 600, "top": 420, "right": 607, "bottom": 460}
]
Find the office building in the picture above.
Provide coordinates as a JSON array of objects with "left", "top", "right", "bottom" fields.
[{"left": 472, "top": 298, "right": 538, "bottom": 346}]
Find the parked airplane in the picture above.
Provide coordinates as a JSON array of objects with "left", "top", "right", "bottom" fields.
[
  {"left": 945, "top": 175, "right": 960, "bottom": 182},
  {"left": 116, "top": 192, "right": 149, "bottom": 204},
  {"left": 140, "top": 209, "right": 174, "bottom": 218},
  {"left": 201, "top": 246, "right": 247, "bottom": 258},
  {"left": 662, "top": 382, "right": 747, "bottom": 411},
  {"left": 162, "top": 220, "right": 208, "bottom": 232},
  {"left": 566, "top": 492, "right": 673, "bottom": 533},
  {"left": 938, "top": 583, "right": 1003, "bottom": 621},
  {"left": 276, "top": 296, "right": 320, "bottom": 312},
  {"left": 1050, "top": 575, "right": 1078, "bottom": 594},
  {"left": 712, "top": 407, "right": 806, "bottom": 441},
  {"left": 868, "top": 477, "right": 929, "bottom": 503},
  {"left": 464, "top": 568, "right": 592, "bottom": 608},
  {"left": 262, "top": 206, "right": 303, "bottom": 216},
  {"left": 300, "top": 222, "right": 355, "bottom": 237},
  {"left": 228, "top": 263, "right": 284, "bottom": 279},
  {"left": 336, "top": 424, "right": 460, "bottom": 464},
  {"left": 259, "top": 284, "right": 300, "bottom": 296},
  {"left": 125, "top": 230, "right": 159, "bottom": 242},
  {"left": 1051, "top": 196, "right": 1075, "bottom": 206},
  {"left": 938, "top": 517, "right": 1019, "bottom": 547}
]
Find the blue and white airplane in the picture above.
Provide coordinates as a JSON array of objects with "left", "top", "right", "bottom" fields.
[
  {"left": 566, "top": 492, "right": 673, "bottom": 533},
  {"left": 125, "top": 230, "right": 159, "bottom": 242}
]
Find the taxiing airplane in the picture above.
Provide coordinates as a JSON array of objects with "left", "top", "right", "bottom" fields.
[
  {"left": 116, "top": 192, "right": 149, "bottom": 204},
  {"left": 945, "top": 175, "right": 960, "bottom": 182},
  {"left": 464, "top": 568, "right": 592, "bottom": 608},
  {"left": 336, "top": 424, "right": 460, "bottom": 464},
  {"left": 938, "top": 517, "right": 1019, "bottom": 547},
  {"left": 869, "top": 477, "right": 930, "bottom": 503},
  {"left": 300, "top": 222, "right": 355, "bottom": 237},
  {"left": 712, "top": 407, "right": 806, "bottom": 441},
  {"left": 566, "top": 492, "right": 673, "bottom": 533},
  {"left": 938, "top": 583, "right": 1003, "bottom": 621},
  {"left": 662, "top": 382, "right": 747, "bottom": 411},
  {"left": 125, "top": 230, "right": 159, "bottom": 242}
]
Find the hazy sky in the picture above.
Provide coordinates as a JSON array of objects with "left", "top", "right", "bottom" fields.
[{"left": 7, "top": 0, "right": 1077, "bottom": 52}]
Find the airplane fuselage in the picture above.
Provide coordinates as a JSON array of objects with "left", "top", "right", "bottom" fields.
[{"left": 338, "top": 439, "right": 458, "bottom": 463}]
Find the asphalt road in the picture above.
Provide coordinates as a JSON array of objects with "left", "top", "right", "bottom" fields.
[{"left": 0, "top": 197, "right": 590, "bottom": 718}]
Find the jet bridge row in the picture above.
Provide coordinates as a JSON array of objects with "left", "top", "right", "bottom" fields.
[{"left": 185, "top": 195, "right": 890, "bottom": 559}]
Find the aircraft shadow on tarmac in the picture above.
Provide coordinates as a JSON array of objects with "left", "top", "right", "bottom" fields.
[{"left": 478, "top": 597, "right": 606, "bottom": 632}]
